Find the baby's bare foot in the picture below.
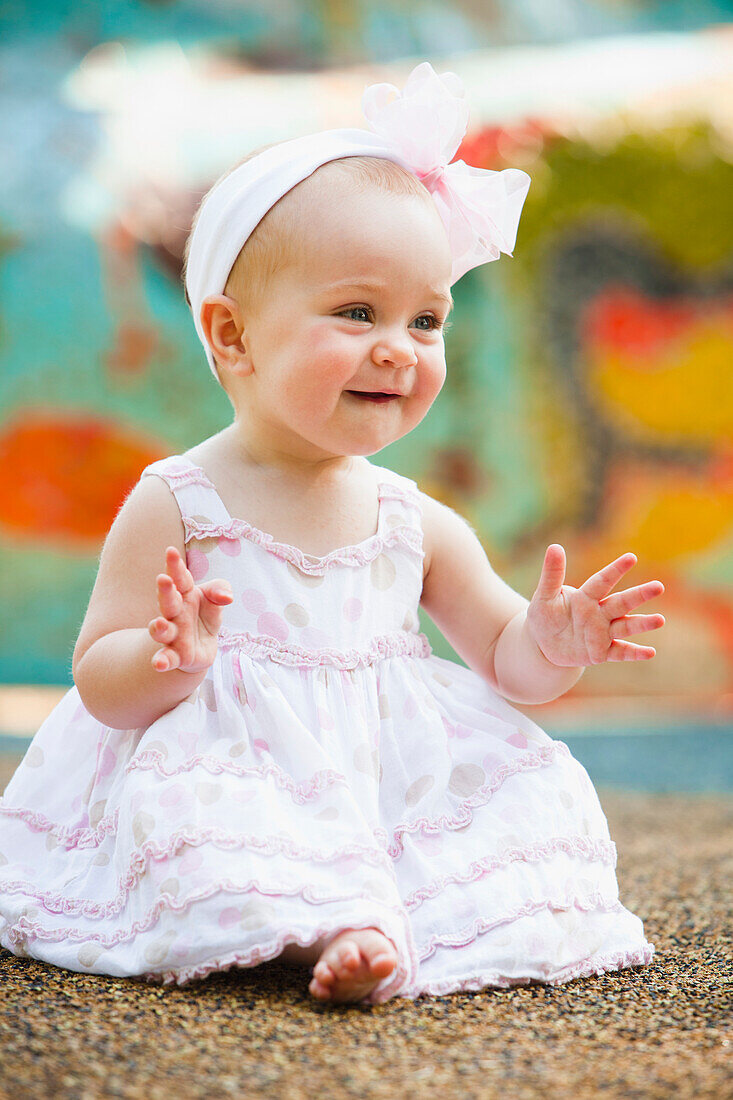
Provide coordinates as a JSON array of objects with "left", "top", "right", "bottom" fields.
[{"left": 308, "top": 927, "right": 398, "bottom": 1004}]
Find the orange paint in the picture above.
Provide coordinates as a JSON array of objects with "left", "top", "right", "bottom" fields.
[
  {"left": 0, "top": 412, "right": 168, "bottom": 546},
  {"left": 457, "top": 119, "right": 553, "bottom": 170},
  {"left": 582, "top": 286, "right": 733, "bottom": 361}
]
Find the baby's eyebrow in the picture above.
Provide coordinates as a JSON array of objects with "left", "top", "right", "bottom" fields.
[{"left": 325, "top": 280, "right": 454, "bottom": 310}]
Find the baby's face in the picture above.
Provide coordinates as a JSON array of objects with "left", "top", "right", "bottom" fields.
[{"left": 229, "top": 181, "right": 454, "bottom": 464}]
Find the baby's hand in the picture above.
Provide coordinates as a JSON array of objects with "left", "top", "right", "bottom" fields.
[
  {"left": 148, "top": 546, "right": 234, "bottom": 673},
  {"left": 526, "top": 544, "right": 665, "bottom": 667}
]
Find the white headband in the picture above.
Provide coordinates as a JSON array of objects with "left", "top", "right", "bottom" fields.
[{"left": 185, "top": 62, "right": 531, "bottom": 380}]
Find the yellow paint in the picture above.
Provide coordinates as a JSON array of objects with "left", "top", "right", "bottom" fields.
[{"left": 589, "top": 321, "right": 733, "bottom": 442}]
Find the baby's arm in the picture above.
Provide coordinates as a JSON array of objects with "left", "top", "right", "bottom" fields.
[
  {"left": 420, "top": 493, "right": 579, "bottom": 704},
  {"left": 72, "top": 475, "right": 232, "bottom": 729},
  {"left": 419, "top": 494, "right": 663, "bottom": 705}
]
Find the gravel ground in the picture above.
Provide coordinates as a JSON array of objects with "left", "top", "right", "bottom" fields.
[{"left": 1, "top": 754, "right": 731, "bottom": 1100}]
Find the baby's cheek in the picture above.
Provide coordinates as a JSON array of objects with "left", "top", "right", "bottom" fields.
[
  {"left": 421, "top": 356, "right": 447, "bottom": 402},
  {"left": 308, "top": 330, "right": 356, "bottom": 383},
  {"left": 308, "top": 323, "right": 346, "bottom": 355}
]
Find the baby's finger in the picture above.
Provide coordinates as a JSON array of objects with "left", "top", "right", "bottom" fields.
[
  {"left": 156, "top": 573, "right": 184, "bottom": 620},
  {"left": 600, "top": 580, "right": 665, "bottom": 618},
  {"left": 609, "top": 613, "right": 665, "bottom": 640},
  {"left": 198, "top": 580, "right": 234, "bottom": 606},
  {"left": 148, "top": 616, "right": 178, "bottom": 644},
  {"left": 532, "top": 544, "right": 566, "bottom": 602},
  {"left": 607, "top": 639, "right": 656, "bottom": 661},
  {"left": 197, "top": 581, "right": 234, "bottom": 635},
  {"left": 581, "top": 553, "right": 637, "bottom": 603},
  {"left": 152, "top": 646, "right": 181, "bottom": 672},
  {"left": 165, "top": 545, "right": 195, "bottom": 596}
]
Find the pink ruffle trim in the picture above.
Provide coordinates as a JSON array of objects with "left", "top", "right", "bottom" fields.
[
  {"left": 383, "top": 741, "right": 577, "bottom": 859},
  {"left": 1, "top": 826, "right": 395, "bottom": 919},
  {"left": 3, "top": 875, "right": 408, "bottom": 951},
  {"left": 1, "top": 822, "right": 614, "bottom": 923},
  {"left": 1, "top": 741, "right": 578, "bottom": 857},
  {"left": 400, "top": 943, "right": 656, "bottom": 1000},
  {"left": 220, "top": 629, "right": 432, "bottom": 667},
  {"left": 0, "top": 803, "right": 120, "bottom": 850},
  {"left": 404, "top": 835, "right": 616, "bottom": 911},
  {"left": 417, "top": 894, "right": 629, "bottom": 964},
  {"left": 125, "top": 753, "right": 349, "bottom": 799},
  {"left": 145, "top": 465, "right": 211, "bottom": 490},
  {"left": 138, "top": 918, "right": 420, "bottom": 1005},
  {"left": 3, "top": 891, "right": 651, "bottom": 1006},
  {"left": 183, "top": 514, "right": 423, "bottom": 573}
]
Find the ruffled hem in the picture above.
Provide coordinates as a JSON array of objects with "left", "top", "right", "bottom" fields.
[
  {"left": 0, "top": 802, "right": 120, "bottom": 850},
  {"left": 140, "top": 919, "right": 419, "bottom": 1006},
  {"left": 1, "top": 875, "right": 413, "bottom": 947},
  {"left": 402, "top": 943, "right": 656, "bottom": 1000},
  {"left": 403, "top": 836, "right": 616, "bottom": 911},
  {"left": 1, "top": 827, "right": 395, "bottom": 919},
  {"left": 0, "top": 825, "right": 617, "bottom": 922},
  {"left": 416, "top": 894, "right": 630, "bottom": 963}
]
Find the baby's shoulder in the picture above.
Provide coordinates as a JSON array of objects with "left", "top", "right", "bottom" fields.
[{"left": 112, "top": 471, "right": 186, "bottom": 547}]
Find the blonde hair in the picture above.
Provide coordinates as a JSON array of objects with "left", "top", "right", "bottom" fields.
[{"left": 182, "top": 146, "right": 432, "bottom": 320}]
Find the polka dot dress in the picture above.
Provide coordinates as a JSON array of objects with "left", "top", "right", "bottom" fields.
[{"left": 0, "top": 455, "right": 654, "bottom": 1003}]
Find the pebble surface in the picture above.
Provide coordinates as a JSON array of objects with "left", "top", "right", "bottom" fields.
[{"left": 1, "top": 755, "right": 731, "bottom": 1100}]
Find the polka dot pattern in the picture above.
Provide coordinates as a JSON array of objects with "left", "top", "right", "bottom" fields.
[
  {"left": 89, "top": 800, "right": 107, "bottom": 829},
  {"left": 370, "top": 553, "right": 397, "bottom": 591},
  {"left": 78, "top": 944, "right": 104, "bottom": 968},
  {"left": 405, "top": 774, "right": 435, "bottom": 807},
  {"left": 144, "top": 930, "right": 177, "bottom": 965},
  {"left": 132, "top": 811, "right": 155, "bottom": 846},
  {"left": 343, "top": 597, "right": 363, "bottom": 622},
  {"left": 242, "top": 589, "right": 267, "bottom": 615},
  {"left": 284, "top": 603, "right": 309, "bottom": 627},
  {"left": 448, "top": 763, "right": 486, "bottom": 798},
  {"left": 24, "top": 746, "right": 44, "bottom": 768},
  {"left": 257, "top": 612, "right": 289, "bottom": 641}
]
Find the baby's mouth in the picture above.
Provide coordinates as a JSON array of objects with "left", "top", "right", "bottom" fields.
[{"left": 346, "top": 391, "right": 400, "bottom": 402}]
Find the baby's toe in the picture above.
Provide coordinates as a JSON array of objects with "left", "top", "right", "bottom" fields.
[
  {"left": 370, "top": 951, "right": 397, "bottom": 976},
  {"left": 312, "top": 960, "right": 335, "bottom": 984},
  {"left": 334, "top": 942, "right": 362, "bottom": 973},
  {"left": 354, "top": 929, "right": 398, "bottom": 974},
  {"left": 309, "top": 961, "right": 335, "bottom": 999},
  {"left": 308, "top": 976, "right": 331, "bottom": 1000}
]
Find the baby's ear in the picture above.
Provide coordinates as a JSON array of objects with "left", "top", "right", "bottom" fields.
[{"left": 200, "top": 295, "right": 250, "bottom": 376}]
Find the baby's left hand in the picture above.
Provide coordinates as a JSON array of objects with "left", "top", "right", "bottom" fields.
[{"left": 526, "top": 544, "right": 665, "bottom": 667}]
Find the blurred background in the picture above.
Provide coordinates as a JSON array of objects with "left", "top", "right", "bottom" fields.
[{"left": 0, "top": 1, "right": 732, "bottom": 791}]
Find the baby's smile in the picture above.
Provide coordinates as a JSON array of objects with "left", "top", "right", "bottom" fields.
[{"left": 345, "top": 390, "right": 401, "bottom": 403}]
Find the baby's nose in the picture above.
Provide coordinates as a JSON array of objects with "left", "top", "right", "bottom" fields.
[{"left": 371, "top": 332, "right": 418, "bottom": 368}]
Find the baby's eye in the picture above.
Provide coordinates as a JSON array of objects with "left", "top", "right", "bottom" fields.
[
  {"left": 412, "top": 314, "right": 443, "bottom": 331},
  {"left": 340, "top": 306, "right": 372, "bottom": 322}
]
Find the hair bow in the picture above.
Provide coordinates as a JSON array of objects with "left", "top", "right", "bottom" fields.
[{"left": 362, "top": 62, "right": 531, "bottom": 282}]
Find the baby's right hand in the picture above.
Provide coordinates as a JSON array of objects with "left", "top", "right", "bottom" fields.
[{"left": 148, "top": 546, "right": 234, "bottom": 673}]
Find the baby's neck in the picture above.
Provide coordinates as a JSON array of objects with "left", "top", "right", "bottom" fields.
[{"left": 189, "top": 425, "right": 364, "bottom": 493}]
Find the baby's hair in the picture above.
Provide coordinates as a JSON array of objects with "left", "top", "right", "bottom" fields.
[{"left": 181, "top": 145, "right": 433, "bottom": 320}]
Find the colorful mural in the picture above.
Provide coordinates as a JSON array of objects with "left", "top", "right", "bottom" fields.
[
  {"left": 0, "top": 18, "right": 731, "bottom": 711},
  {"left": 425, "top": 120, "right": 733, "bottom": 705}
]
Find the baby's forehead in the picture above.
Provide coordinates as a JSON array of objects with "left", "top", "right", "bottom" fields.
[
  {"left": 290, "top": 161, "right": 433, "bottom": 217},
  {"left": 221, "top": 160, "right": 452, "bottom": 301}
]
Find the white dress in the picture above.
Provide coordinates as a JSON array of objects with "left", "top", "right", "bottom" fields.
[{"left": 0, "top": 455, "right": 654, "bottom": 1004}]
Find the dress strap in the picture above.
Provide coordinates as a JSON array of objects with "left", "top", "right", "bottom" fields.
[
  {"left": 140, "top": 455, "right": 233, "bottom": 527},
  {"left": 371, "top": 463, "right": 422, "bottom": 509}
]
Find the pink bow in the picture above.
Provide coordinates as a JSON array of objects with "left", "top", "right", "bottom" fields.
[{"left": 362, "top": 62, "right": 531, "bottom": 283}]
